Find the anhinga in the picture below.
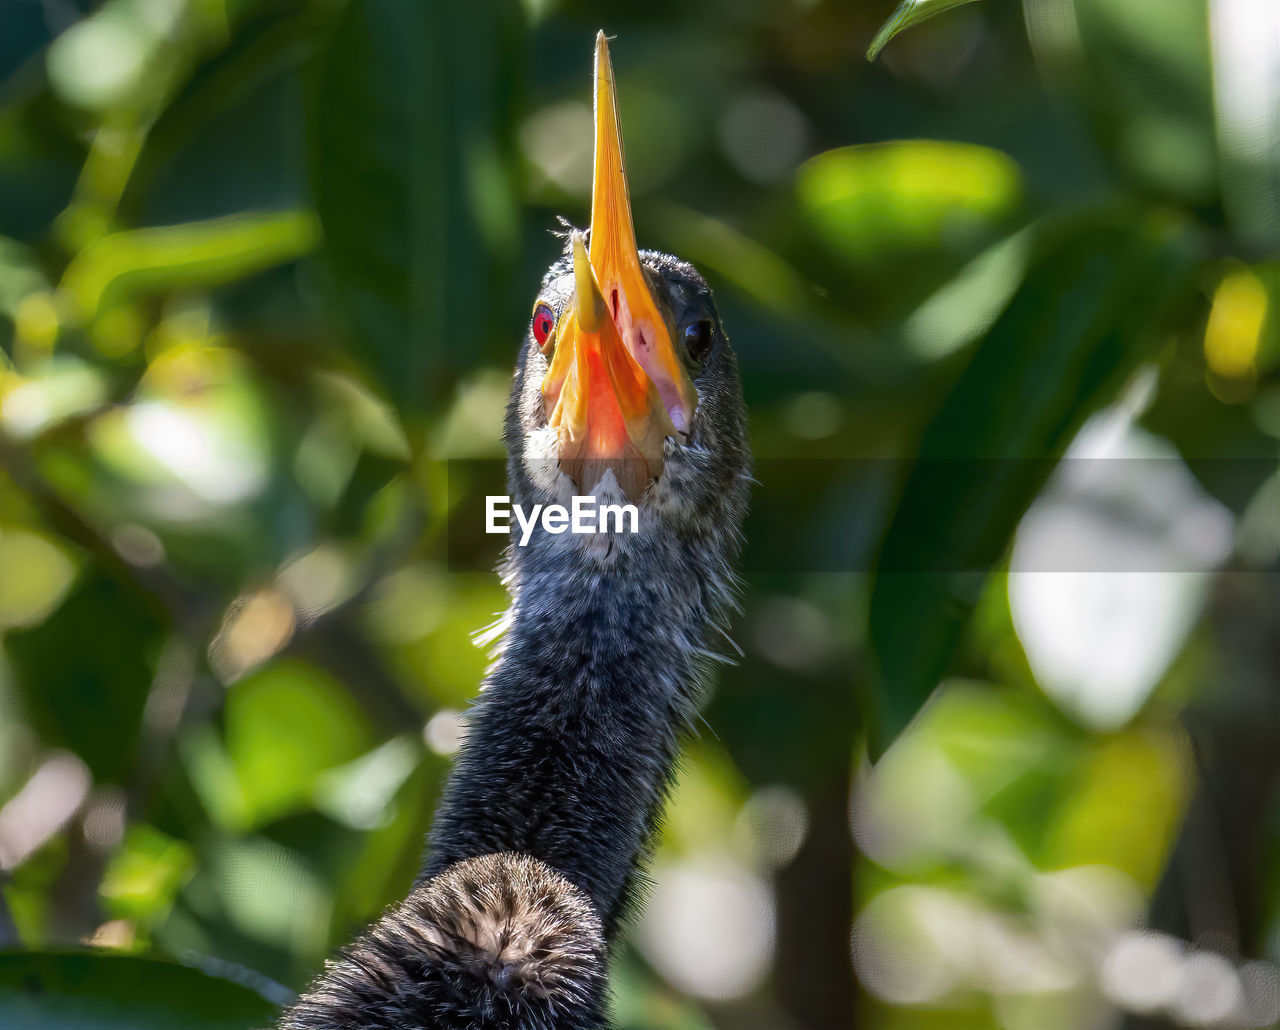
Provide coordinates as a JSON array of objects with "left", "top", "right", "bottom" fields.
[{"left": 279, "top": 32, "right": 749, "bottom": 1030}]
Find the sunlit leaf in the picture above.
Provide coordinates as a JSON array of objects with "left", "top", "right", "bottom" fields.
[
  {"left": 100, "top": 826, "right": 195, "bottom": 922},
  {"left": 0, "top": 951, "right": 280, "bottom": 1028},
  {"left": 0, "top": 526, "right": 77, "bottom": 628},
  {"left": 866, "top": 211, "right": 1199, "bottom": 756},
  {"left": 383, "top": 573, "right": 507, "bottom": 708},
  {"left": 866, "top": 0, "right": 984, "bottom": 61},
  {"left": 1140, "top": 272, "right": 1279, "bottom": 513},
  {"left": 1043, "top": 727, "right": 1189, "bottom": 886},
  {"left": 797, "top": 141, "right": 1022, "bottom": 265},
  {"left": 1204, "top": 265, "right": 1269, "bottom": 386},
  {"left": 223, "top": 658, "right": 374, "bottom": 829},
  {"left": 659, "top": 742, "right": 750, "bottom": 857}
]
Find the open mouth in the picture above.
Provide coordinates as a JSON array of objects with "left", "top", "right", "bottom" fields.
[{"left": 539, "top": 33, "right": 698, "bottom": 501}]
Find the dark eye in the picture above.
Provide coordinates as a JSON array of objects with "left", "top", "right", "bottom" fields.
[
  {"left": 684, "top": 319, "right": 713, "bottom": 365},
  {"left": 532, "top": 303, "right": 556, "bottom": 352}
]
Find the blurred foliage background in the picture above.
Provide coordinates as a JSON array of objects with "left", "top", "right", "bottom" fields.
[{"left": 0, "top": 0, "right": 1278, "bottom": 1027}]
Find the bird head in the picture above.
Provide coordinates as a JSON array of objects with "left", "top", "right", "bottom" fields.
[{"left": 509, "top": 33, "right": 748, "bottom": 541}]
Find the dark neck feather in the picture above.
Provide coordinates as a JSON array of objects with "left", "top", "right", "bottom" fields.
[{"left": 422, "top": 527, "right": 733, "bottom": 933}]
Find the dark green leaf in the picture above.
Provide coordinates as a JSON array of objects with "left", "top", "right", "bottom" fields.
[
  {"left": 5, "top": 574, "right": 168, "bottom": 783},
  {"left": 867, "top": 210, "right": 1199, "bottom": 756},
  {"left": 0, "top": 951, "right": 281, "bottom": 1029},
  {"left": 308, "top": 0, "right": 522, "bottom": 411}
]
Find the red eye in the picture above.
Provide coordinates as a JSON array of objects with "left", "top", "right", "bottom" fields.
[{"left": 532, "top": 303, "right": 556, "bottom": 350}]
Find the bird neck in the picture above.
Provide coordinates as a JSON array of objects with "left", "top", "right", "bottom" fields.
[{"left": 423, "top": 532, "right": 732, "bottom": 934}]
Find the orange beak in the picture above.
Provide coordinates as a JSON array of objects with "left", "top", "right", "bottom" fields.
[{"left": 540, "top": 32, "right": 699, "bottom": 500}]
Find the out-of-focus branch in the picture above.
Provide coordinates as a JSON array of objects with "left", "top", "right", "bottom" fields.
[
  {"left": 775, "top": 757, "right": 858, "bottom": 1030},
  {"left": 1120, "top": 568, "right": 1280, "bottom": 1029},
  {"left": 765, "top": 656, "right": 861, "bottom": 1030},
  {"left": 0, "top": 883, "right": 18, "bottom": 945}
]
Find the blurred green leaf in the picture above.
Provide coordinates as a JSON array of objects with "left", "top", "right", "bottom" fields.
[
  {"left": 384, "top": 572, "right": 507, "bottom": 708},
  {"left": 313, "top": 735, "right": 420, "bottom": 831},
  {"left": 205, "top": 836, "right": 330, "bottom": 957},
  {"left": 0, "top": 951, "right": 279, "bottom": 1029},
  {"left": 100, "top": 825, "right": 195, "bottom": 923},
  {"left": 1042, "top": 727, "right": 1188, "bottom": 886},
  {"left": 899, "top": 228, "right": 1033, "bottom": 361},
  {"left": 61, "top": 212, "right": 319, "bottom": 321},
  {"left": 867, "top": 211, "right": 1199, "bottom": 756},
  {"left": 797, "top": 142, "right": 1022, "bottom": 267},
  {"left": 654, "top": 203, "right": 810, "bottom": 319},
  {"left": 328, "top": 748, "right": 440, "bottom": 933},
  {"left": 0, "top": 526, "right": 77, "bottom": 628},
  {"left": 309, "top": 0, "right": 521, "bottom": 411},
  {"left": 223, "top": 658, "right": 374, "bottom": 830},
  {"left": 866, "top": 0, "right": 984, "bottom": 61}
]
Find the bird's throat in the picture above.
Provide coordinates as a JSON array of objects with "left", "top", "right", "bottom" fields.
[{"left": 421, "top": 538, "right": 728, "bottom": 933}]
